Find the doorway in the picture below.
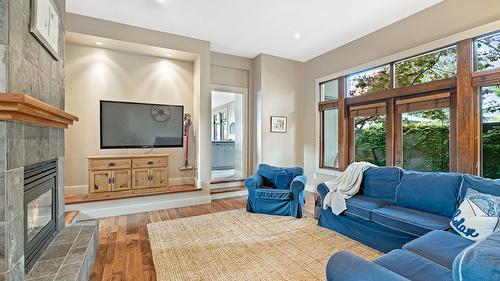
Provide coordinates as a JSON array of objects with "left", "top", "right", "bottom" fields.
[{"left": 211, "top": 87, "right": 247, "bottom": 183}]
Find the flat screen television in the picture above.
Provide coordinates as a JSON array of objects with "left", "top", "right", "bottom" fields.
[{"left": 100, "top": 100, "right": 184, "bottom": 149}]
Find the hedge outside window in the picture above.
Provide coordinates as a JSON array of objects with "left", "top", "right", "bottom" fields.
[
  {"left": 402, "top": 108, "right": 450, "bottom": 172},
  {"left": 354, "top": 115, "right": 386, "bottom": 166}
]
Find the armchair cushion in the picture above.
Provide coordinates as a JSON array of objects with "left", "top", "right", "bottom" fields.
[
  {"left": 256, "top": 164, "right": 303, "bottom": 188},
  {"left": 275, "top": 170, "right": 295, "bottom": 189}
]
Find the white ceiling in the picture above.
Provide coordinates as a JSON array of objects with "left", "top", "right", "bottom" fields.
[{"left": 66, "top": 0, "right": 443, "bottom": 62}]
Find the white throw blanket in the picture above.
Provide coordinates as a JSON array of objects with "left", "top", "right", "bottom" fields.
[{"left": 323, "top": 162, "right": 376, "bottom": 215}]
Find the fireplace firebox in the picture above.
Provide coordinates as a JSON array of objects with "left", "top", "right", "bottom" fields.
[{"left": 23, "top": 159, "right": 59, "bottom": 273}]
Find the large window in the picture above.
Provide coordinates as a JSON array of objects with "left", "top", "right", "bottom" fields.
[
  {"left": 480, "top": 85, "right": 500, "bottom": 179},
  {"left": 402, "top": 108, "right": 450, "bottom": 172},
  {"left": 318, "top": 30, "right": 500, "bottom": 176},
  {"left": 475, "top": 32, "right": 500, "bottom": 71},
  {"left": 347, "top": 65, "right": 390, "bottom": 97},
  {"left": 394, "top": 46, "right": 457, "bottom": 88},
  {"left": 354, "top": 115, "right": 386, "bottom": 166},
  {"left": 323, "top": 109, "right": 339, "bottom": 168},
  {"left": 319, "top": 79, "right": 340, "bottom": 169}
]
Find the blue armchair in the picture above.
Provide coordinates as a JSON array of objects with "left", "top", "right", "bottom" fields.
[{"left": 244, "top": 164, "right": 307, "bottom": 218}]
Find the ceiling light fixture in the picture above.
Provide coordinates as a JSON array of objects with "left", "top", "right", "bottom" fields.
[
  {"left": 165, "top": 53, "right": 173, "bottom": 57},
  {"left": 294, "top": 33, "right": 301, "bottom": 39},
  {"left": 95, "top": 41, "right": 103, "bottom": 46}
]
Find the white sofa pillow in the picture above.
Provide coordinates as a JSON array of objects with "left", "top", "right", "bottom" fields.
[{"left": 450, "top": 188, "right": 500, "bottom": 241}]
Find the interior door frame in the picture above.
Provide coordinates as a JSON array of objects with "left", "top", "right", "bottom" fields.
[{"left": 210, "top": 84, "right": 249, "bottom": 182}]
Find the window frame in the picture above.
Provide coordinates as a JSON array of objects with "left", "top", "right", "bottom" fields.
[{"left": 317, "top": 29, "right": 500, "bottom": 176}]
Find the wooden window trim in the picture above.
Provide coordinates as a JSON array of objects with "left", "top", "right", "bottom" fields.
[
  {"left": 471, "top": 68, "right": 500, "bottom": 87},
  {"left": 346, "top": 78, "right": 457, "bottom": 106}
]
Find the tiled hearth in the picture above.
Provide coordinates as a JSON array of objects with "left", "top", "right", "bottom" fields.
[{"left": 25, "top": 222, "right": 98, "bottom": 281}]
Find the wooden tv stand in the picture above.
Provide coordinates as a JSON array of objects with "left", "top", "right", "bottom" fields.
[{"left": 87, "top": 154, "right": 169, "bottom": 199}]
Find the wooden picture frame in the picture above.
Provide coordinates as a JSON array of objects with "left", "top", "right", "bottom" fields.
[
  {"left": 30, "top": 0, "right": 61, "bottom": 60},
  {"left": 270, "top": 116, "right": 287, "bottom": 133}
]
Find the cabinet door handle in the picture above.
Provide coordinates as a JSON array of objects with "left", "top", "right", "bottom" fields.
[
  {"left": 108, "top": 162, "right": 116, "bottom": 167},
  {"left": 112, "top": 178, "right": 115, "bottom": 184},
  {"left": 94, "top": 185, "right": 99, "bottom": 190},
  {"left": 108, "top": 178, "right": 112, "bottom": 184},
  {"left": 147, "top": 161, "right": 154, "bottom": 165}
]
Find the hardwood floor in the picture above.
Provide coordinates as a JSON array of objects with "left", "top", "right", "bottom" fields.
[{"left": 89, "top": 193, "right": 316, "bottom": 281}]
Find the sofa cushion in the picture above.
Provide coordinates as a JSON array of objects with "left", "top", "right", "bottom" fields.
[
  {"left": 452, "top": 231, "right": 500, "bottom": 281},
  {"left": 345, "top": 195, "right": 391, "bottom": 221},
  {"left": 362, "top": 167, "right": 402, "bottom": 202},
  {"left": 403, "top": 230, "right": 473, "bottom": 269},
  {"left": 396, "top": 170, "right": 462, "bottom": 217},
  {"left": 374, "top": 249, "right": 452, "bottom": 281},
  {"left": 459, "top": 174, "right": 500, "bottom": 202},
  {"left": 255, "top": 189, "right": 292, "bottom": 201},
  {"left": 372, "top": 206, "right": 450, "bottom": 236}
]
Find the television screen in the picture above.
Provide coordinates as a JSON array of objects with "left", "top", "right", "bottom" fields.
[{"left": 100, "top": 100, "right": 184, "bottom": 148}]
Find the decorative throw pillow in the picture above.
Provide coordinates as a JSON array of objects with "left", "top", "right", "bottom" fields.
[{"left": 450, "top": 188, "right": 500, "bottom": 241}]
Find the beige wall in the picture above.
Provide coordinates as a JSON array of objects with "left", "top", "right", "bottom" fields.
[
  {"left": 64, "top": 43, "right": 195, "bottom": 188},
  {"left": 303, "top": 0, "right": 500, "bottom": 190},
  {"left": 65, "top": 13, "right": 212, "bottom": 191},
  {"left": 254, "top": 54, "right": 304, "bottom": 167}
]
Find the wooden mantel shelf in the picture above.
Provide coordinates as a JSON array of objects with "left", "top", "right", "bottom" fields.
[{"left": 0, "top": 93, "right": 78, "bottom": 128}]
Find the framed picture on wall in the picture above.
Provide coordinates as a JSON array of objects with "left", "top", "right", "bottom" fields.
[
  {"left": 30, "top": 0, "right": 61, "bottom": 60},
  {"left": 270, "top": 116, "right": 287, "bottom": 133}
]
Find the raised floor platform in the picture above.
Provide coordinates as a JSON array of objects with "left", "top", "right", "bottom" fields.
[{"left": 65, "top": 185, "right": 199, "bottom": 204}]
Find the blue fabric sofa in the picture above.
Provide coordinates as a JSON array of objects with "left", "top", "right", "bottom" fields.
[
  {"left": 326, "top": 230, "right": 500, "bottom": 281},
  {"left": 319, "top": 167, "right": 500, "bottom": 281},
  {"left": 244, "top": 164, "right": 307, "bottom": 218},
  {"left": 318, "top": 167, "right": 466, "bottom": 252}
]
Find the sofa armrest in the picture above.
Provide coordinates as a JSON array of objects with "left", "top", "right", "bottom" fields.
[
  {"left": 244, "top": 174, "right": 263, "bottom": 190},
  {"left": 290, "top": 175, "right": 306, "bottom": 195},
  {"left": 327, "top": 252, "right": 410, "bottom": 281},
  {"left": 317, "top": 183, "right": 329, "bottom": 204}
]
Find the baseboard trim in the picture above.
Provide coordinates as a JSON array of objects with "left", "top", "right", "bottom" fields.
[
  {"left": 65, "top": 177, "right": 197, "bottom": 195},
  {"left": 210, "top": 190, "right": 248, "bottom": 200},
  {"left": 65, "top": 192, "right": 211, "bottom": 220}
]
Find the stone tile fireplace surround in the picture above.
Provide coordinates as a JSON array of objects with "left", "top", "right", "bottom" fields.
[{"left": 0, "top": 0, "right": 96, "bottom": 280}]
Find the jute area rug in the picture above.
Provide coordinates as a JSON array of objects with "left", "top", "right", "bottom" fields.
[{"left": 147, "top": 209, "right": 381, "bottom": 281}]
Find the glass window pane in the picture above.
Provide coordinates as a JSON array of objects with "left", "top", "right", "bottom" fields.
[
  {"left": 481, "top": 85, "right": 500, "bottom": 179},
  {"left": 321, "top": 79, "right": 339, "bottom": 101},
  {"left": 354, "top": 115, "right": 386, "bottom": 166},
  {"left": 402, "top": 109, "right": 450, "bottom": 172},
  {"left": 395, "top": 46, "right": 457, "bottom": 88},
  {"left": 475, "top": 32, "right": 500, "bottom": 71},
  {"left": 347, "top": 65, "right": 390, "bottom": 97},
  {"left": 323, "top": 109, "right": 339, "bottom": 168}
]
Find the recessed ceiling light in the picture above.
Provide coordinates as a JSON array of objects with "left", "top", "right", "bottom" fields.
[
  {"left": 165, "top": 53, "right": 173, "bottom": 57},
  {"left": 156, "top": 0, "right": 166, "bottom": 3},
  {"left": 294, "top": 33, "right": 301, "bottom": 39},
  {"left": 95, "top": 41, "right": 103, "bottom": 46}
]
